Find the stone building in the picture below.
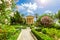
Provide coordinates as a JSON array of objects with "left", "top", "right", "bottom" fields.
[{"left": 26, "top": 15, "right": 34, "bottom": 25}]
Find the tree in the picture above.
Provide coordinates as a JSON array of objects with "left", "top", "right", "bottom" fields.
[
  {"left": 35, "top": 14, "right": 53, "bottom": 27},
  {"left": 21, "top": 14, "right": 25, "bottom": 17},
  {"left": 0, "top": 0, "right": 16, "bottom": 25},
  {"left": 54, "top": 10, "right": 60, "bottom": 19},
  {"left": 57, "top": 10, "right": 60, "bottom": 19},
  {"left": 34, "top": 13, "right": 39, "bottom": 21},
  {"left": 10, "top": 11, "right": 26, "bottom": 25}
]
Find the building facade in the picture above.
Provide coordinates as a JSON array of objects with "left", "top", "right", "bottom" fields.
[{"left": 26, "top": 16, "right": 34, "bottom": 25}]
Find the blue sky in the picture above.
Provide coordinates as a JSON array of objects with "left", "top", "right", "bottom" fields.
[{"left": 16, "top": 0, "right": 60, "bottom": 16}]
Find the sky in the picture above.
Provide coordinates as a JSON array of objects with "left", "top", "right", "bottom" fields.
[{"left": 16, "top": 0, "right": 60, "bottom": 16}]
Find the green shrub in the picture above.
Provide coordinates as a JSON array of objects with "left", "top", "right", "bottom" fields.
[
  {"left": 31, "top": 29, "right": 42, "bottom": 40},
  {"left": 35, "top": 28, "right": 42, "bottom": 32},
  {"left": 11, "top": 25, "right": 21, "bottom": 30},
  {"left": 58, "top": 20, "right": 60, "bottom": 23},
  {"left": 30, "top": 26, "right": 34, "bottom": 29},
  {"left": 41, "top": 28, "right": 60, "bottom": 38},
  {"left": 31, "top": 28, "right": 53, "bottom": 40},
  {"left": 50, "top": 23, "right": 55, "bottom": 28},
  {"left": 8, "top": 31, "right": 20, "bottom": 40},
  {"left": 21, "top": 26, "right": 26, "bottom": 29},
  {"left": 0, "top": 29, "right": 7, "bottom": 40},
  {"left": 42, "top": 29, "right": 47, "bottom": 34},
  {"left": 0, "top": 25, "right": 17, "bottom": 40},
  {"left": 54, "top": 23, "right": 60, "bottom": 29}
]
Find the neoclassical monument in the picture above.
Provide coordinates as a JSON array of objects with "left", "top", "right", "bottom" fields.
[{"left": 26, "top": 15, "right": 34, "bottom": 25}]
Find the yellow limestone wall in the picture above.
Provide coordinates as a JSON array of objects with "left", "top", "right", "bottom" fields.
[{"left": 26, "top": 16, "right": 34, "bottom": 25}]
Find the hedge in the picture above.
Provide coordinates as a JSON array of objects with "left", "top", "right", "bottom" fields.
[
  {"left": 31, "top": 28, "right": 53, "bottom": 40},
  {"left": 35, "top": 28, "right": 42, "bottom": 32}
]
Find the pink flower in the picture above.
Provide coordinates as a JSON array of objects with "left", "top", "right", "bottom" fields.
[{"left": 41, "top": 16, "right": 53, "bottom": 26}]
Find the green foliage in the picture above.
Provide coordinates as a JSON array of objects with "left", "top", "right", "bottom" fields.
[
  {"left": 57, "top": 10, "right": 60, "bottom": 19},
  {"left": 11, "top": 0, "right": 16, "bottom": 10},
  {"left": 54, "top": 23, "right": 60, "bottom": 29},
  {"left": 58, "top": 20, "right": 60, "bottom": 23},
  {"left": 35, "top": 14, "right": 54, "bottom": 27},
  {"left": 41, "top": 28, "right": 60, "bottom": 38},
  {"left": 0, "top": 27, "right": 15, "bottom": 40},
  {"left": 10, "top": 11, "right": 21, "bottom": 24},
  {"left": 0, "top": 0, "right": 26, "bottom": 25},
  {"left": 8, "top": 31, "right": 20, "bottom": 40},
  {"left": 35, "top": 14, "right": 53, "bottom": 28},
  {"left": 11, "top": 24, "right": 21, "bottom": 29},
  {"left": 52, "top": 20, "right": 60, "bottom": 29},
  {"left": 0, "top": 0, "right": 13, "bottom": 25},
  {"left": 0, "top": 24, "right": 21, "bottom": 40},
  {"left": 35, "top": 28, "right": 42, "bottom": 32},
  {"left": 34, "top": 13, "right": 39, "bottom": 20},
  {"left": 31, "top": 28, "right": 53, "bottom": 40},
  {"left": 10, "top": 11, "right": 26, "bottom": 25},
  {"left": 21, "top": 26, "right": 26, "bottom": 29},
  {"left": 42, "top": 29, "right": 47, "bottom": 34},
  {"left": 30, "top": 25, "right": 35, "bottom": 29},
  {"left": 0, "top": 0, "right": 22, "bottom": 40},
  {"left": 54, "top": 10, "right": 60, "bottom": 19},
  {"left": 0, "top": 29, "right": 7, "bottom": 40},
  {"left": 0, "top": 0, "right": 6, "bottom": 12}
]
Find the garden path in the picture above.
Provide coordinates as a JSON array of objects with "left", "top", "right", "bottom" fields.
[{"left": 17, "top": 27, "right": 36, "bottom": 40}]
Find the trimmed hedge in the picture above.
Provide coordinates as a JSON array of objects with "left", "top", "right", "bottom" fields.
[
  {"left": 58, "top": 20, "right": 60, "bottom": 23},
  {"left": 35, "top": 28, "right": 42, "bottom": 32},
  {"left": 30, "top": 26, "right": 34, "bottom": 29},
  {"left": 31, "top": 28, "right": 53, "bottom": 40}
]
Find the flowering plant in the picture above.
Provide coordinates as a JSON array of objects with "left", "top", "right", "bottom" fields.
[{"left": 41, "top": 16, "right": 53, "bottom": 27}]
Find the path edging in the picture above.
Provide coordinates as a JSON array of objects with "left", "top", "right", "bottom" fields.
[
  {"left": 30, "top": 31, "right": 37, "bottom": 40},
  {"left": 17, "top": 31, "right": 22, "bottom": 40}
]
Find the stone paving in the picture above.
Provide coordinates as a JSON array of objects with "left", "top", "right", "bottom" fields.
[{"left": 17, "top": 27, "right": 35, "bottom": 40}]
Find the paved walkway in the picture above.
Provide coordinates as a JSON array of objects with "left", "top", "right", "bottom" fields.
[{"left": 17, "top": 27, "right": 35, "bottom": 40}]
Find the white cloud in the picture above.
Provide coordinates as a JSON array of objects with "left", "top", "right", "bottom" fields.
[
  {"left": 44, "top": 10, "right": 52, "bottom": 13},
  {"left": 44, "top": 10, "right": 55, "bottom": 15},
  {"left": 21, "top": 3, "right": 37, "bottom": 10},
  {"left": 27, "top": 9, "right": 34, "bottom": 14},
  {"left": 16, "top": 2, "right": 38, "bottom": 15},
  {"left": 16, "top": 5, "right": 25, "bottom": 10}
]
